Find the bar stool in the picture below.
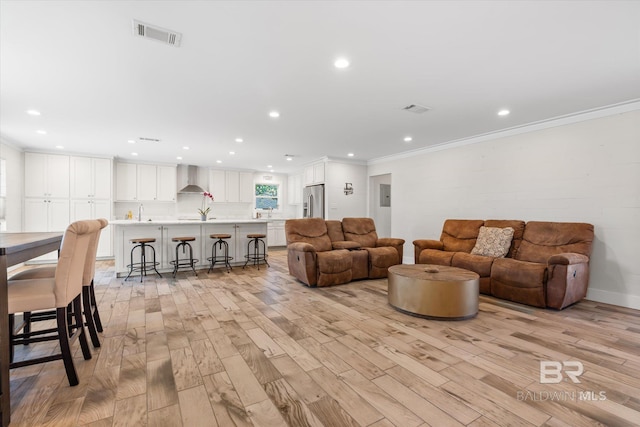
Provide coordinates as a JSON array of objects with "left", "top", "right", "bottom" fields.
[
  {"left": 208, "top": 234, "right": 233, "bottom": 273},
  {"left": 243, "top": 233, "right": 269, "bottom": 270},
  {"left": 125, "top": 237, "right": 162, "bottom": 281},
  {"left": 170, "top": 236, "right": 198, "bottom": 277}
]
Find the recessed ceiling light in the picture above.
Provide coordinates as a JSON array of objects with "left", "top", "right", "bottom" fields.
[
  {"left": 269, "top": 111, "right": 280, "bottom": 118},
  {"left": 270, "top": 169, "right": 274, "bottom": 173},
  {"left": 347, "top": 153, "right": 354, "bottom": 157},
  {"left": 36, "top": 130, "right": 47, "bottom": 135},
  {"left": 128, "top": 140, "right": 136, "bottom": 144},
  {"left": 235, "top": 138, "right": 243, "bottom": 143},
  {"left": 404, "top": 136, "right": 413, "bottom": 142},
  {"left": 176, "top": 156, "right": 182, "bottom": 160},
  {"left": 498, "top": 109, "right": 510, "bottom": 116},
  {"left": 267, "top": 165, "right": 272, "bottom": 168},
  {"left": 216, "top": 160, "right": 222, "bottom": 164},
  {"left": 183, "top": 146, "right": 190, "bottom": 150},
  {"left": 286, "top": 157, "right": 293, "bottom": 161},
  {"left": 26, "top": 110, "right": 41, "bottom": 116},
  {"left": 334, "top": 57, "right": 350, "bottom": 69},
  {"left": 131, "top": 152, "right": 138, "bottom": 156},
  {"left": 229, "top": 151, "right": 235, "bottom": 155},
  {"left": 55, "top": 145, "right": 64, "bottom": 150}
]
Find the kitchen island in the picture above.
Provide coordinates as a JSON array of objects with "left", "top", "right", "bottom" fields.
[{"left": 111, "top": 219, "right": 268, "bottom": 276}]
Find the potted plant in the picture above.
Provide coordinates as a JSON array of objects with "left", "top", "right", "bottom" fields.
[{"left": 198, "top": 191, "right": 214, "bottom": 220}]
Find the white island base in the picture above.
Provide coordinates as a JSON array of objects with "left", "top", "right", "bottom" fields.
[{"left": 112, "top": 219, "right": 268, "bottom": 277}]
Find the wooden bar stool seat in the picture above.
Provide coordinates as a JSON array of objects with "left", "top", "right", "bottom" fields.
[
  {"left": 125, "top": 237, "right": 162, "bottom": 281},
  {"left": 170, "top": 236, "right": 198, "bottom": 277},
  {"left": 243, "top": 233, "right": 269, "bottom": 270},
  {"left": 208, "top": 234, "right": 233, "bottom": 273}
]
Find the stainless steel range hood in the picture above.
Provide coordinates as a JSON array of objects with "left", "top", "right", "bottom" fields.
[{"left": 177, "top": 165, "right": 206, "bottom": 194}]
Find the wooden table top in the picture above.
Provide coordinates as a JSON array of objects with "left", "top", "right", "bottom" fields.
[{"left": 388, "top": 264, "right": 479, "bottom": 281}]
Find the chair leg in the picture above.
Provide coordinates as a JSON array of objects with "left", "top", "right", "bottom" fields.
[
  {"left": 89, "top": 280, "right": 103, "bottom": 332},
  {"left": 56, "top": 306, "right": 79, "bottom": 387},
  {"left": 9, "top": 314, "right": 14, "bottom": 364},
  {"left": 83, "top": 285, "right": 101, "bottom": 348},
  {"left": 73, "top": 296, "right": 92, "bottom": 361}
]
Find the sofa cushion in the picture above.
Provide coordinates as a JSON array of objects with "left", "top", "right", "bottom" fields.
[
  {"left": 332, "top": 241, "right": 361, "bottom": 250},
  {"left": 452, "top": 252, "right": 494, "bottom": 277},
  {"left": 365, "top": 246, "right": 399, "bottom": 278},
  {"left": 326, "top": 220, "right": 345, "bottom": 242},
  {"left": 440, "top": 219, "right": 485, "bottom": 252},
  {"left": 491, "top": 258, "right": 547, "bottom": 307},
  {"left": 418, "top": 248, "right": 454, "bottom": 266},
  {"left": 515, "top": 221, "right": 594, "bottom": 264},
  {"left": 342, "top": 218, "right": 378, "bottom": 248},
  {"left": 285, "top": 218, "right": 333, "bottom": 252},
  {"left": 470, "top": 226, "right": 514, "bottom": 258},
  {"left": 316, "top": 250, "right": 352, "bottom": 286}
]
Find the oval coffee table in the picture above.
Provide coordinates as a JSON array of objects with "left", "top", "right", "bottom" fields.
[{"left": 388, "top": 264, "right": 480, "bottom": 320}]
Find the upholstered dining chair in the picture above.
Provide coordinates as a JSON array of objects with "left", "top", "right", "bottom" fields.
[
  {"left": 9, "top": 219, "right": 108, "bottom": 348},
  {"left": 7, "top": 219, "right": 101, "bottom": 386}
]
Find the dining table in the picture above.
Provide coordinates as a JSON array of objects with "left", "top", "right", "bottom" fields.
[{"left": 0, "top": 232, "right": 63, "bottom": 427}]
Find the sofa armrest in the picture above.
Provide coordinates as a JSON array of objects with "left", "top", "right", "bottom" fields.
[
  {"left": 377, "top": 238, "right": 405, "bottom": 263},
  {"left": 412, "top": 239, "right": 443, "bottom": 263},
  {"left": 546, "top": 252, "right": 591, "bottom": 309},
  {"left": 377, "top": 238, "right": 405, "bottom": 247},
  {"left": 548, "top": 253, "right": 589, "bottom": 265},
  {"left": 288, "top": 242, "right": 317, "bottom": 253}
]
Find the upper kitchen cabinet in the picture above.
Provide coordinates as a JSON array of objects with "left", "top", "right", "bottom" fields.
[
  {"left": 209, "top": 170, "right": 253, "bottom": 203},
  {"left": 303, "top": 161, "right": 325, "bottom": 186},
  {"left": 24, "top": 152, "right": 70, "bottom": 198},
  {"left": 116, "top": 162, "right": 176, "bottom": 202},
  {"left": 287, "top": 173, "right": 302, "bottom": 204},
  {"left": 70, "top": 156, "right": 112, "bottom": 199}
]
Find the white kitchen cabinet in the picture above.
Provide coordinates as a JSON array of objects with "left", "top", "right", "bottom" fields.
[
  {"left": 70, "top": 199, "right": 112, "bottom": 257},
  {"left": 116, "top": 162, "right": 176, "bottom": 202},
  {"left": 303, "top": 162, "right": 325, "bottom": 185},
  {"left": 25, "top": 152, "right": 70, "bottom": 198},
  {"left": 24, "top": 198, "right": 70, "bottom": 260},
  {"left": 156, "top": 165, "right": 177, "bottom": 202},
  {"left": 209, "top": 170, "right": 253, "bottom": 203},
  {"left": 267, "top": 220, "right": 286, "bottom": 247},
  {"left": 115, "top": 163, "right": 138, "bottom": 201},
  {"left": 239, "top": 172, "right": 254, "bottom": 203},
  {"left": 287, "top": 173, "right": 302, "bottom": 204},
  {"left": 70, "top": 156, "right": 111, "bottom": 199}
]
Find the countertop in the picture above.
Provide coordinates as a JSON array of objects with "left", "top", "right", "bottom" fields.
[{"left": 110, "top": 219, "right": 269, "bottom": 226}]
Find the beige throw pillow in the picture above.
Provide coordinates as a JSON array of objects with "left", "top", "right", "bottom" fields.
[{"left": 471, "top": 226, "right": 515, "bottom": 258}]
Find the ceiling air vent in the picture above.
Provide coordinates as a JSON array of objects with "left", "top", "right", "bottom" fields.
[
  {"left": 402, "top": 104, "right": 430, "bottom": 114},
  {"left": 132, "top": 20, "right": 182, "bottom": 47}
]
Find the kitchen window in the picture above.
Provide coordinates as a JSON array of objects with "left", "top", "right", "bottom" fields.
[{"left": 255, "top": 183, "right": 279, "bottom": 210}]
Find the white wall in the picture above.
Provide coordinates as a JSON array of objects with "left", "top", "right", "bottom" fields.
[
  {"left": 0, "top": 141, "right": 24, "bottom": 231},
  {"left": 368, "top": 108, "right": 640, "bottom": 309},
  {"left": 370, "top": 174, "right": 392, "bottom": 237},
  {"left": 325, "top": 161, "right": 368, "bottom": 220}
]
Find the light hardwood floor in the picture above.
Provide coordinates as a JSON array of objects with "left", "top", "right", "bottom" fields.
[{"left": 8, "top": 249, "right": 640, "bottom": 426}]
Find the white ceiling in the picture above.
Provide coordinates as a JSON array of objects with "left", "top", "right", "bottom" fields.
[{"left": 1, "top": 1, "right": 639, "bottom": 174}]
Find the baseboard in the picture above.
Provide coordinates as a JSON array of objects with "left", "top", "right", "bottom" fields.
[{"left": 585, "top": 288, "right": 640, "bottom": 310}]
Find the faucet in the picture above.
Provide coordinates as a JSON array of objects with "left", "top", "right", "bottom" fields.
[
  {"left": 267, "top": 207, "right": 273, "bottom": 218},
  {"left": 138, "top": 204, "right": 144, "bottom": 221}
]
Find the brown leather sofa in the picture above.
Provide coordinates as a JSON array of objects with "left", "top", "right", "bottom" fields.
[
  {"left": 413, "top": 219, "right": 594, "bottom": 309},
  {"left": 285, "top": 217, "right": 405, "bottom": 287}
]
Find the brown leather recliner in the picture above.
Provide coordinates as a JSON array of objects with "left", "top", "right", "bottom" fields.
[
  {"left": 285, "top": 218, "right": 351, "bottom": 287},
  {"left": 491, "top": 221, "right": 594, "bottom": 309},
  {"left": 341, "top": 218, "right": 405, "bottom": 278},
  {"left": 285, "top": 217, "right": 405, "bottom": 286}
]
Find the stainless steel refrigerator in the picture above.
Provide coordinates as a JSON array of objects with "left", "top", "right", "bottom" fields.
[{"left": 303, "top": 184, "right": 324, "bottom": 218}]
